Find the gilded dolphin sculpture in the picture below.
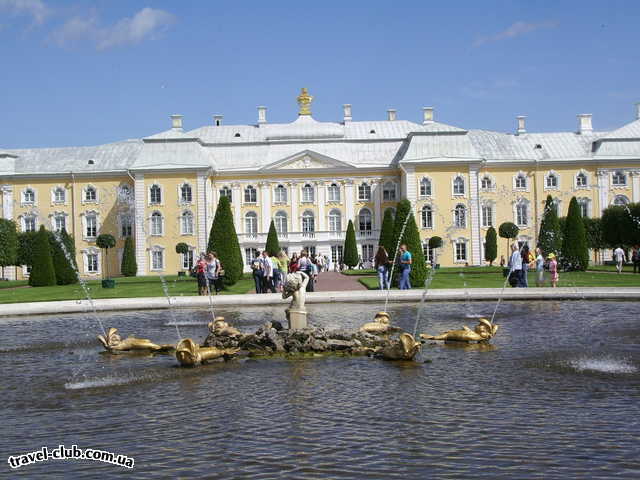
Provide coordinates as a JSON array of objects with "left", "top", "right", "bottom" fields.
[
  {"left": 175, "top": 338, "right": 239, "bottom": 367},
  {"left": 359, "top": 311, "right": 401, "bottom": 335},
  {"left": 98, "top": 327, "right": 174, "bottom": 353},
  {"left": 420, "top": 318, "right": 499, "bottom": 343},
  {"left": 208, "top": 317, "right": 241, "bottom": 337},
  {"left": 378, "top": 333, "right": 422, "bottom": 361}
]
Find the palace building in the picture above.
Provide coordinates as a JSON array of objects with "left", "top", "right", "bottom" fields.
[{"left": 1, "top": 89, "right": 640, "bottom": 279}]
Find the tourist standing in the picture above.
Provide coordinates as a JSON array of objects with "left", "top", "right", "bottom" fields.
[
  {"left": 289, "top": 253, "right": 299, "bottom": 273},
  {"left": 509, "top": 243, "right": 523, "bottom": 287},
  {"left": 276, "top": 250, "right": 289, "bottom": 291},
  {"left": 535, "top": 247, "right": 545, "bottom": 287},
  {"left": 499, "top": 255, "right": 505, "bottom": 268},
  {"left": 205, "top": 252, "right": 221, "bottom": 295},
  {"left": 195, "top": 253, "right": 208, "bottom": 296},
  {"left": 548, "top": 253, "right": 559, "bottom": 287},
  {"left": 260, "top": 250, "right": 275, "bottom": 293},
  {"left": 398, "top": 244, "right": 412, "bottom": 290},
  {"left": 251, "top": 253, "right": 264, "bottom": 293},
  {"left": 613, "top": 246, "right": 626, "bottom": 274},
  {"left": 632, "top": 246, "right": 640, "bottom": 274},
  {"left": 521, "top": 245, "right": 532, "bottom": 288},
  {"left": 374, "top": 245, "right": 391, "bottom": 290}
]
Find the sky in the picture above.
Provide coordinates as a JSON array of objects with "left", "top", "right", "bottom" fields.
[{"left": 1, "top": 0, "right": 639, "bottom": 149}]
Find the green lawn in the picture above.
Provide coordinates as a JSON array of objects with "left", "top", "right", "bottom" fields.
[
  {"left": 358, "top": 270, "right": 640, "bottom": 290},
  {"left": 587, "top": 264, "right": 637, "bottom": 273},
  {"left": 0, "top": 275, "right": 255, "bottom": 304}
]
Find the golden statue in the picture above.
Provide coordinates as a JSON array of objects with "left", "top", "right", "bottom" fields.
[
  {"left": 175, "top": 338, "right": 240, "bottom": 367},
  {"left": 378, "top": 333, "right": 422, "bottom": 361},
  {"left": 359, "top": 311, "right": 400, "bottom": 335},
  {"left": 297, "top": 87, "right": 313, "bottom": 115},
  {"left": 98, "top": 327, "right": 173, "bottom": 353},
  {"left": 208, "top": 317, "right": 241, "bottom": 337},
  {"left": 420, "top": 318, "right": 499, "bottom": 343}
]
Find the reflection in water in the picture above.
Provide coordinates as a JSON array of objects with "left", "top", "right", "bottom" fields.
[{"left": 0, "top": 301, "right": 639, "bottom": 479}]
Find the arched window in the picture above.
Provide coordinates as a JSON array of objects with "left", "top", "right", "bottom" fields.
[
  {"left": 244, "top": 185, "right": 257, "bottom": 203},
  {"left": 577, "top": 198, "right": 590, "bottom": 218},
  {"left": 302, "top": 210, "right": 315, "bottom": 233},
  {"left": 180, "top": 183, "right": 192, "bottom": 203},
  {"left": 328, "top": 209, "right": 342, "bottom": 232},
  {"left": 23, "top": 215, "right": 36, "bottom": 232},
  {"left": 244, "top": 211, "right": 258, "bottom": 235},
  {"left": 612, "top": 171, "right": 627, "bottom": 186},
  {"left": 181, "top": 211, "right": 194, "bottom": 235},
  {"left": 421, "top": 205, "right": 433, "bottom": 229},
  {"left": 420, "top": 178, "right": 432, "bottom": 197},
  {"left": 481, "top": 175, "right": 492, "bottom": 190},
  {"left": 149, "top": 184, "right": 161, "bottom": 204},
  {"left": 546, "top": 172, "right": 558, "bottom": 189},
  {"left": 358, "top": 208, "right": 372, "bottom": 232},
  {"left": 453, "top": 175, "right": 465, "bottom": 195},
  {"left": 274, "top": 211, "right": 288, "bottom": 234},
  {"left": 576, "top": 172, "right": 588, "bottom": 188},
  {"left": 613, "top": 195, "right": 629, "bottom": 206},
  {"left": 516, "top": 200, "right": 528, "bottom": 226},
  {"left": 274, "top": 184, "right": 287, "bottom": 204},
  {"left": 219, "top": 186, "right": 232, "bottom": 203},
  {"left": 515, "top": 173, "right": 527, "bottom": 189},
  {"left": 54, "top": 187, "right": 66, "bottom": 203},
  {"left": 150, "top": 212, "right": 163, "bottom": 235},
  {"left": 358, "top": 182, "right": 371, "bottom": 201},
  {"left": 85, "top": 186, "right": 97, "bottom": 202},
  {"left": 383, "top": 182, "right": 396, "bottom": 201},
  {"left": 481, "top": 203, "right": 493, "bottom": 227},
  {"left": 454, "top": 204, "right": 466, "bottom": 228},
  {"left": 328, "top": 183, "right": 340, "bottom": 202},
  {"left": 302, "top": 184, "right": 314, "bottom": 203}
]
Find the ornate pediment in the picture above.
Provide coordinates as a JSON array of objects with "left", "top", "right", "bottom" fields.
[{"left": 261, "top": 150, "right": 353, "bottom": 171}]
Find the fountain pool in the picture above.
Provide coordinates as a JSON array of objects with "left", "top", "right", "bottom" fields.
[{"left": 1, "top": 300, "right": 639, "bottom": 479}]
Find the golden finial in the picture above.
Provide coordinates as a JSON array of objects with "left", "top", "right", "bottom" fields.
[{"left": 297, "top": 87, "right": 313, "bottom": 116}]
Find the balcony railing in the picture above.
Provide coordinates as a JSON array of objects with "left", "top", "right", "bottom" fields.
[{"left": 237, "top": 230, "right": 380, "bottom": 244}]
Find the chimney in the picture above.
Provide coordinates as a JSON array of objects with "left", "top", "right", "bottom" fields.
[
  {"left": 343, "top": 104, "right": 352, "bottom": 123},
  {"left": 387, "top": 109, "right": 397, "bottom": 121},
  {"left": 635, "top": 102, "right": 640, "bottom": 120},
  {"left": 171, "top": 114, "right": 183, "bottom": 131},
  {"left": 213, "top": 115, "right": 223, "bottom": 127},
  {"left": 422, "top": 107, "right": 434, "bottom": 124},
  {"left": 516, "top": 115, "right": 527, "bottom": 135},
  {"left": 257, "top": 106, "right": 267, "bottom": 125},
  {"left": 577, "top": 114, "right": 593, "bottom": 135}
]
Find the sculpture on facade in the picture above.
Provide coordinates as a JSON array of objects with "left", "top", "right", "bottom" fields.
[
  {"left": 297, "top": 87, "right": 313, "bottom": 115},
  {"left": 98, "top": 327, "right": 173, "bottom": 353},
  {"left": 378, "top": 333, "right": 422, "bottom": 361},
  {"left": 420, "top": 318, "right": 499, "bottom": 343},
  {"left": 175, "top": 338, "right": 239, "bottom": 367}
]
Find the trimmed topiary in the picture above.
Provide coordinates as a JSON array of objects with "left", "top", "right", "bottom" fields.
[
  {"left": 29, "top": 225, "right": 56, "bottom": 287},
  {"left": 265, "top": 220, "right": 280, "bottom": 256},
  {"left": 428, "top": 236, "right": 443, "bottom": 268},
  {"left": 391, "top": 199, "right": 427, "bottom": 286},
  {"left": 378, "top": 207, "right": 395, "bottom": 258},
  {"left": 96, "top": 234, "right": 116, "bottom": 280},
  {"left": 0, "top": 219, "right": 18, "bottom": 279},
  {"left": 537, "top": 195, "right": 562, "bottom": 256},
  {"left": 343, "top": 220, "right": 359, "bottom": 268},
  {"left": 499, "top": 221, "right": 519, "bottom": 253},
  {"left": 208, "top": 195, "right": 243, "bottom": 286},
  {"left": 121, "top": 236, "right": 137, "bottom": 277},
  {"left": 561, "top": 197, "right": 589, "bottom": 271},
  {"left": 484, "top": 226, "right": 497, "bottom": 265},
  {"left": 50, "top": 228, "right": 78, "bottom": 285}
]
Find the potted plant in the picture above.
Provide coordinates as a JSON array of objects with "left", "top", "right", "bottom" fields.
[
  {"left": 96, "top": 233, "right": 116, "bottom": 288},
  {"left": 175, "top": 242, "right": 189, "bottom": 277}
]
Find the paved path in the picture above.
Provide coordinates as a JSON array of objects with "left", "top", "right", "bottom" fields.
[{"left": 313, "top": 271, "right": 368, "bottom": 291}]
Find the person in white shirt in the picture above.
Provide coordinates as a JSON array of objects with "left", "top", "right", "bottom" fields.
[
  {"left": 613, "top": 246, "right": 626, "bottom": 274},
  {"left": 509, "top": 243, "right": 523, "bottom": 287}
]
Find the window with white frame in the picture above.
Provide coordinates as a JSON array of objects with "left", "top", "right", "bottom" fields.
[
  {"left": 480, "top": 175, "right": 493, "bottom": 190},
  {"left": 274, "top": 184, "right": 287, "bottom": 204},
  {"left": 454, "top": 204, "right": 466, "bottom": 228},
  {"left": 87, "top": 252, "right": 99, "bottom": 273},
  {"left": 328, "top": 183, "right": 340, "bottom": 202},
  {"left": 331, "top": 245, "right": 344, "bottom": 264},
  {"left": 86, "top": 213, "right": 97, "bottom": 238},
  {"left": 302, "top": 210, "right": 315, "bottom": 232},
  {"left": 180, "top": 183, "right": 192, "bottom": 203},
  {"left": 420, "top": 177, "right": 432, "bottom": 197},
  {"left": 53, "top": 214, "right": 66, "bottom": 232},
  {"left": 421, "top": 205, "right": 433, "bottom": 229},
  {"left": 551, "top": 198, "right": 560, "bottom": 216},
  {"left": 219, "top": 186, "right": 232, "bottom": 203},
  {"left": 245, "top": 248, "right": 260, "bottom": 265},
  {"left": 362, "top": 244, "right": 375, "bottom": 262},
  {"left": 453, "top": 176, "right": 465, "bottom": 195},
  {"left": 455, "top": 240, "right": 467, "bottom": 262},
  {"left": 85, "top": 186, "right": 97, "bottom": 202},
  {"left": 613, "top": 195, "right": 629, "bottom": 206},
  {"left": 515, "top": 173, "right": 527, "bottom": 190},
  {"left": 53, "top": 187, "right": 66, "bottom": 203},
  {"left": 274, "top": 211, "right": 288, "bottom": 234},
  {"left": 151, "top": 249, "right": 164, "bottom": 270},
  {"left": 150, "top": 184, "right": 161, "bottom": 204},
  {"left": 382, "top": 182, "right": 396, "bottom": 201},
  {"left": 304, "top": 245, "right": 317, "bottom": 256},
  {"left": 481, "top": 204, "right": 493, "bottom": 227},
  {"left": 118, "top": 185, "right": 132, "bottom": 203},
  {"left": 150, "top": 212, "right": 163, "bottom": 235},
  {"left": 23, "top": 188, "right": 35, "bottom": 204},
  {"left": 545, "top": 172, "right": 558, "bottom": 189},
  {"left": 423, "top": 242, "right": 434, "bottom": 263},
  {"left": 23, "top": 215, "right": 36, "bottom": 232},
  {"left": 358, "top": 182, "right": 371, "bottom": 201},
  {"left": 302, "top": 184, "right": 314, "bottom": 203},
  {"left": 576, "top": 172, "right": 588, "bottom": 188},
  {"left": 121, "top": 215, "right": 133, "bottom": 237},
  {"left": 577, "top": 198, "right": 590, "bottom": 218},
  {"left": 358, "top": 208, "right": 372, "bottom": 232},
  {"left": 182, "top": 249, "right": 195, "bottom": 270},
  {"left": 516, "top": 200, "right": 528, "bottom": 226},
  {"left": 328, "top": 209, "right": 342, "bottom": 232},
  {"left": 612, "top": 171, "right": 627, "bottom": 186},
  {"left": 244, "top": 211, "right": 258, "bottom": 235},
  {"left": 181, "top": 211, "right": 194, "bottom": 235},
  {"left": 244, "top": 185, "right": 257, "bottom": 203}
]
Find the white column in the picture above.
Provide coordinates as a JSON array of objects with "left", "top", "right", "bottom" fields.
[
  {"left": 207, "top": 178, "right": 217, "bottom": 236},
  {"left": 289, "top": 181, "right": 299, "bottom": 232},
  {"left": 373, "top": 179, "right": 382, "bottom": 230},
  {"left": 401, "top": 166, "right": 417, "bottom": 204},
  {"left": 133, "top": 173, "right": 147, "bottom": 275},
  {"left": 468, "top": 166, "right": 481, "bottom": 266},
  {"left": 196, "top": 172, "right": 207, "bottom": 253},
  {"left": 260, "top": 181, "right": 271, "bottom": 232},
  {"left": 630, "top": 170, "right": 640, "bottom": 203},
  {"left": 344, "top": 179, "right": 355, "bottom": 224},
  {"left": 1, "top": 185, "right": 13, "bottom": 219},
  {"left": 316, "top": 181, "right": 326, "bottom": 231},
  {"left": 232, "top": 182, "right": 242, "bottom": 233},
  {"left": 596, "top": 169, "right": 609, "bottom": 213}
]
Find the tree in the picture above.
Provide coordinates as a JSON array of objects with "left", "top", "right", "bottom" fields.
[
  {"left": 378, "top": 208, "right": 395, "bottom": 257},
  {"left": 343, "top": 220, "right": 359, "bottom": 268},
  {"left": 391, "top": 199, "right": 412, "bottom": 262},
  {"left": 96, "top": 234, "right": 116, "bottom": 280},
  {"left": 16, "top": 231, "right": 38, "bottom": 267},
  {"left": 484, "top": 226, "right": 497, "bottom": 266},
  {"left": 391, "top": 199, "right": 427, "bottom": 286},
  {"left": 561, "top": 197, "right": 589, "bottom": 271},
  {"left": 601, "top": 203, "right": 640, "bottom": 248},
  {"left": 498, "top": 222, "right": 519, "bottom": 253},
  {"left": 121, "top": 236, "right": 137, "bottom": 277},
  {"left": 208, "top": 195, "right": 243, "bottom": 285},
  {"left": 29, "top": 225, "right": 56, "bottom": 287},
  {"left": 50, "top": 229, "right": 78, "bottom": 285},
  {"left": 428, "top": 236, "right": 442, "bottom": 268},
  {"left": 583, "top": 217, "right": 604, "bottom": 264},
  {"left": 0, "top": 219, "right": 18, "bottom": 279},
  {"left": 537, "top": 195, "right": 562, "bottom": 256},
  {"left": 265, "top": 220, "right": 280, "bottom": 256}
]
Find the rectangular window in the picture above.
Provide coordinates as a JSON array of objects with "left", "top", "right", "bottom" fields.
[
  {"left": 302, "top": 185, "right": 314, "bottom": 203},
  {"left": 423, "top": 243, "right": 434, "bottom": 263},
  {"left": 612, "top": 171, "right": 626, "bottom": 186},
  {"left": 382, "top": 184, "right": 396, "bottom": 201},
  {"left": 150, "top": 186, "right": 162, "bottom": 204},
  {"left": 303, "top": 246, "right": 316, "bottom": 256},
  {"left": 54, "top": 189, "right": 66, "bottom": 203},
  {"left": 220, "top": 188, "right": 232, "bottom": 203},
  {"left": 358, "top": 184, "right": 371, "bottom": 201},
  {"left": 87, "top": 253, "right": 98, "bottom": 273},
  {"left": 54, "top": 215, "right": 66, "bottom": 232},
  {"left": 121, "top": 216, "right": 133, "bottom": 237},
  {"left": 579, "top": 200, "right": 589, "bottom": 218},
  {"left": 274, "top": 186, "right": 287, "bottom": 204},
  {"left": 24, "top": 217, "right": 36, "bottom": 232},
  {"left": 328, "top": 184, "right": 340, "bottom": 202},
  {"left": 331, "top": 245, "right": 343, "bottom": 264},
  {"left": 516, "top": 205, "right": 528, "bottom": 226},
  {"left": 455, "top": 242, "right": 467, "bottom": 262},
  {"left": 152, "top": 250, "right": 164, "bottom": 270},
  {"left": 361, "top": 244, "right": 375, "bottom": 263},
  {"left": 86, "top": 216, "right": 97, "bottom": 238},
  {"left": 245, "top": 248, "right": 260, "bottom": 265},
  {"left": 182, "top": 250, "right": 194, "bottom": 270},
  {"left": 481, "top": 206, "right": 493, "bottom": 227}
]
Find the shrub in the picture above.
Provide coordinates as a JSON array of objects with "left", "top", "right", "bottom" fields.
[
  {"left": 392, "top": 199, "right": 427, "bottom": 286},
  {"left": 343, "top": 220, "right": 359, "bottom": 268},
  {"left": 0, "top": 219, "right": 18, "bottom": 279},
  {"left": 378, "top": 208, "right": 395, "bottom": 257},
  {"left": 537, "top": 195, "right": 562, "bottom": 256},
  {"left": 561, "top": 197, "right": 589, "bottom": 271},
  {"left": 484, "top": 226, "right": 497, "bottom": 265},
  {"left": 50, "top": 229, "right": 78, "bottom": 285},
  {"left": 29, "top": 226, "right": 56, "bottom": 287},
  {"left": 96, "top": 234, "right": 116, "bottom": 280},
  {"left": 16, "top": 231, "right": 38, "bottom": 267},
  {"left": 208, "top": 195, "right": 243, "bottom": 285},
  {"left": 265, "top": 220, "right": 280, "bottom": 256},
  {"left": 499, "top": 222, "right": 519, "bottom": 253},
  {"left": 121, "top": 236, "right": 137, "bottom": 277}
]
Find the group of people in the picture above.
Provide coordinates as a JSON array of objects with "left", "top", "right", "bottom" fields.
[
  {"left": 194, "top": 252, "right": 224, "bottom": 296},
  {"left": 373, "top": 244, "right": 413, "bottom": 290},
  {"left": 251, "top": 250, "right": 330, "bottom": 294},
  {"left": 506, "top": 243, "right": 559, "bottom": 288}
]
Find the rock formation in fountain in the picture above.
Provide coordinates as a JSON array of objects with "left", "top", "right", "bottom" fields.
[
  {"left": 420, "top": 318, "right": 499, "bottom": 343},
  {"left": 98, "top": 327, "right": 174, "bottom": 353}
]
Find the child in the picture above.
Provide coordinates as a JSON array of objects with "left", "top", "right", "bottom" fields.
[{"left": 548, "top": 253, "right": 558, "bottom": 288}]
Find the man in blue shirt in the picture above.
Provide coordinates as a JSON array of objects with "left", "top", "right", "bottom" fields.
[{"left": 399, "top": 244, "right": 412, "bottom": 289}]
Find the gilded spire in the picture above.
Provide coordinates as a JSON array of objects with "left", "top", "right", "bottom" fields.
[{"left": 297, "top": 87, "right": 313, "bottom": 116}]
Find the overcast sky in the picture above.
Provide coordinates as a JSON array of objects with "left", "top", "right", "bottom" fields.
[{"left": 1, "top": 0, "right": 638, "bottom": 148}]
